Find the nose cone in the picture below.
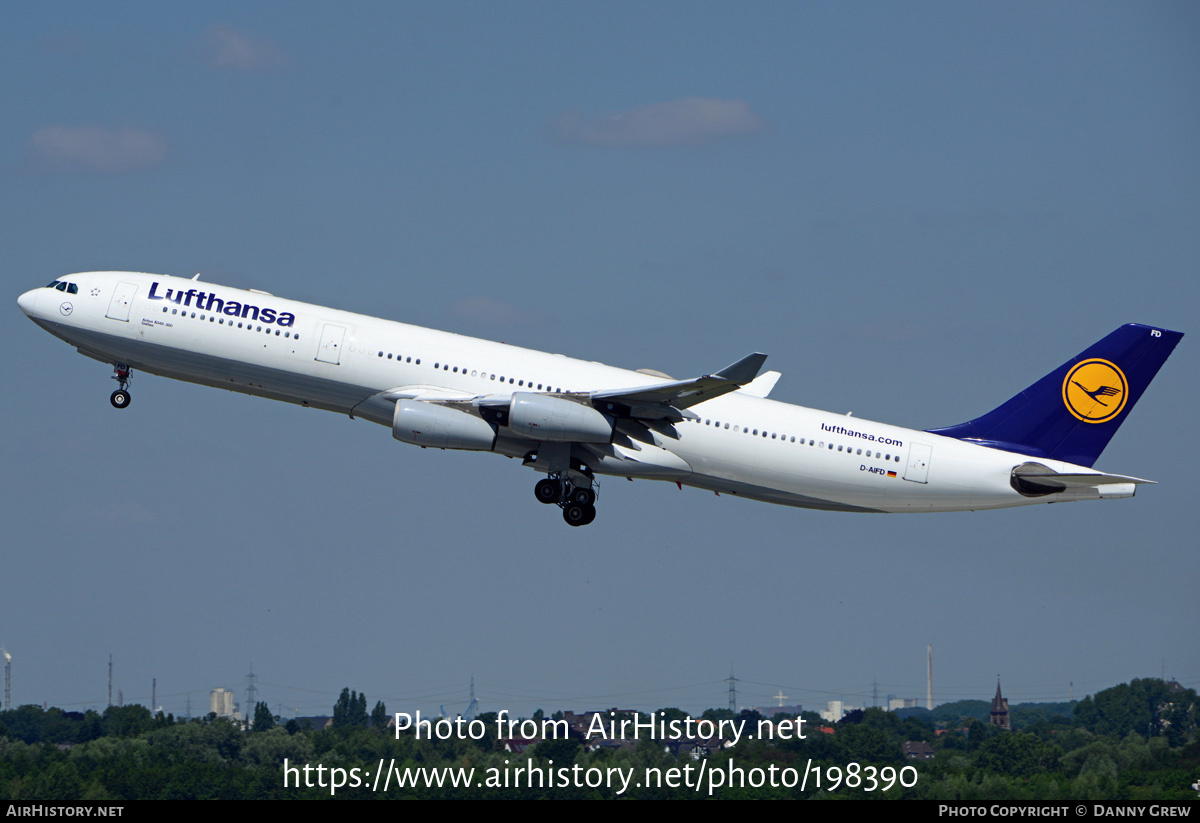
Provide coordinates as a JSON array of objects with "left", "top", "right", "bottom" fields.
[{"left": 17, "top": 288, "right": 40, "bottom": 317}]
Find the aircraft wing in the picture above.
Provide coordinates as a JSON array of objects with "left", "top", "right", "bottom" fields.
[
  {"left": 350, "top": 385, "right": 480, "bottom": 424},
  {"left": 588, "top": 352, "right": 768, "bottom": 421},
  {"left": 354, "top": 354, "right": 767, "bottom": 444},
  {"left": 737, "top": 370, "right": 781, "bottom": 398}
]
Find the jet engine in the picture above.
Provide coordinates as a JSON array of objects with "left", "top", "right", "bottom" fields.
[
  {"left": 392, "top": 399, "right": 497, "bottom": 450},
  {"left": 507, "top": 392, "right": 614, "bottom": 443}
]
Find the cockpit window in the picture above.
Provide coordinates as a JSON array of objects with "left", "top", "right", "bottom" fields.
[
  {"left": 67, "top": 283, "right": 78, "bottom": 294},
  {"left": 55, "top": 282, "right": 68, "bottom": 291},
  {"left": 46, "top": 280, "right": 61, "bottom": 289},
  {"left": 46, "top": 280, "right": 79, "bottom": 293}
]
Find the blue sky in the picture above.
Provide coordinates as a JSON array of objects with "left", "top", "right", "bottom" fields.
[{"left": 3, "top": 2, "right": 1197, "bottom": 721}]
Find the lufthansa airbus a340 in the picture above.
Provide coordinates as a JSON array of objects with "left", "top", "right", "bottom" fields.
[{"left": 18, "top": 272, "right": 1182, "bottom": 526}]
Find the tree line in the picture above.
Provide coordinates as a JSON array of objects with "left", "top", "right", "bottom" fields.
[{"left": 0, "top": 678, "right": 1194, "bottom": 799}]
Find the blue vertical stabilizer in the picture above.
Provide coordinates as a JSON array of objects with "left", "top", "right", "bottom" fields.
[{"left": 926, "top": 324, "right": 1183, "bottom": 467}]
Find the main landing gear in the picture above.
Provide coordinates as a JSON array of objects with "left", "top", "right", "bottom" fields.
[
  {"left": 110, "top": 363, "right": 132, "bottom": 409},
  {"left": 534, "top": 476, "right": 598, "bottom": 527}
]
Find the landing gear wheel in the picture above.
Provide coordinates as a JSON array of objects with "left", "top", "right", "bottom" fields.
[
  {"left": 535, "top": 478, "right": 564, "bottom": 504},
  {"left": 110, "top": 363, "right": 132, "bottom": 407},
  {"left": 568, "top": 487, "right": 595, "bottom": 507},
  {"left": 562, "top": 503, "right": 596, "bottom": 527}
]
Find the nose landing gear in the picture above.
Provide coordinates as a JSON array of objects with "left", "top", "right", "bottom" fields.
[{"left": 110, "top": 363, "right": 132, "bottom": 409}]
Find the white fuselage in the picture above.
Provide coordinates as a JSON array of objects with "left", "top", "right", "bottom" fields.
[{"left": 18, "top": 271, "right": 1131, "bottom": 514}]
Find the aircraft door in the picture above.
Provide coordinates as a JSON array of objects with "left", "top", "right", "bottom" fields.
[
  {"left": 105, "top": 282, "right": 139, "bottom": 322},
  {"left": 316, "top": 323, "right": 347, "bottom": 364},
  {"left": 903, "top": 441, "right": 932, "bottom": 484}
]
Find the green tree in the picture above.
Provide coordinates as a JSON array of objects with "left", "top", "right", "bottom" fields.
[
  {"left": 332, "top": 688, "right": 368, "bottom": 728},
  {"left": 371, "top": 700, "right": 388, "bottom": 731},
  {"left": 974, "top": 732, "right": 1062, "bottom": 777},
  {"left": 1075, "top": 679, "right": 1197, "bottom": 744},
  {"left": 102, "top": 704, "right": 154, "bottom": 738},
  {"left": 252, "top": 702, "right": 275, "bottom": 733},
  {"left": 534, "top": 736, "right": 581, "bottom": 765}
]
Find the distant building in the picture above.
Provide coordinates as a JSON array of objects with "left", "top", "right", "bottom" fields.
[
  {"left": 989, "top": 681, "right": 1011, "bottom": 731},
  {"left": 902, "top": 741, "right": 935, "bottom": 760},
  {"left": 889, "top": 697, "right": 918, "bottom": 710},
  {"left": 820, "top": 700, "right": 863, "bottom": 723},
  {"left": 210, "top": 688, "right": 236, "bottom": 718}
]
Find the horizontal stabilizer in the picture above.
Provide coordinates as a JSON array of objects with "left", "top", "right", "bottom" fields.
[{"left": 1015, "top": 470, "right": 1154, "bottom": 487}]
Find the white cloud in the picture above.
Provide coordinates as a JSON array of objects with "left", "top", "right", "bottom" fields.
[
  {"left": 555, "top": 98, "right": 766, "bottom": 147},
  {"left": 28, "top": 126, "right": 167, "bottom": 174},
  {"left": 203, "top": 24, "right": 285, "bottom": 70}
]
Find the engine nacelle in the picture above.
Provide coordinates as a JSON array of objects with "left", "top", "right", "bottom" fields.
[
  {"left": 508, "top": 392, "right": 614, "bottom": 443},
  {"left": 393, "top": 399, "right": 497, "bottom": 450}
]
